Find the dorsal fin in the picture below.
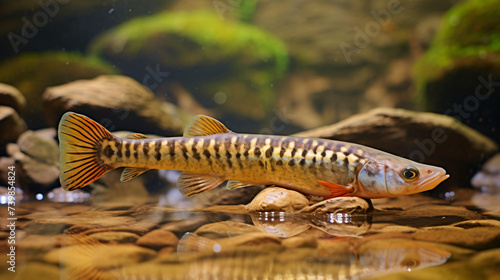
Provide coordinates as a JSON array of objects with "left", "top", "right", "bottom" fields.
[
  {"left": 183, "top": 115, "right": 232, "bottom": 137},
  {"left": 126, "top": 133, "right": 149, "bottom": 139}
]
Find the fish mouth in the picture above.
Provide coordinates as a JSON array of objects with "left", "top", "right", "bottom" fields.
[{"left": 417, "top": 168, "right": 450, "bottom": 191}]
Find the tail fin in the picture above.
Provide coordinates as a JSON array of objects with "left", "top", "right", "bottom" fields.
[{"left": 58, "top": 112, "right": 115, "bottom": 191}]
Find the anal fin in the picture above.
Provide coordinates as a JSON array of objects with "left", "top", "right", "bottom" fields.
[
  {"left": 120, "top": 167, "right": 150, "bottom": 182},
  {"left": 177, "top": 171, "right": 225, "bottom": 197},
  {"left": 226, "top": 180, "right": 255, "bottom": 190},
  {"left": 317, "top": 180, "right": 353, "bottom": 199}
]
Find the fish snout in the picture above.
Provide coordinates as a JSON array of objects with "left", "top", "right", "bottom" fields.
[{"left": 417, "top": 167, "right": 449, "bottom": 191}]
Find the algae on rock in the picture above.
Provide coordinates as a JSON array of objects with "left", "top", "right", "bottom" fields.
[
  {"left": 414, "top": 0, "right": 500, "bottom": 144},
  {"left": 89, "top": 10, "right": 288, "bottom": 120}
]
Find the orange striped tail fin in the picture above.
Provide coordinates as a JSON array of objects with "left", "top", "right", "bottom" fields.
[{"left": 58, "top": 112, "right": 116, "bottom": 191}]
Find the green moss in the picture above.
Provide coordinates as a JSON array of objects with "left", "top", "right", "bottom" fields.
[
  {"left": 415, "top": 0, "right": 500, "bottom": 80},
  {"left": 89, "top": 10, "right": 288, "bottom": 119},
  {"left": 90, "top": 10, "right": 287, "bottom": 75},
  {"left": 237, "top": 0, "right": 257, "bottom": 22},
  {"left": 414, "top": 0, "right": 500, "bottom": 106}
]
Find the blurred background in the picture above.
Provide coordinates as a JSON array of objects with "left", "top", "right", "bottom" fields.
[
  {"left": 0, "top": 0, "right": 499, "bottom": 199},
  {"left": 1, "top": 2, "right": 500, "bottom": 279}
]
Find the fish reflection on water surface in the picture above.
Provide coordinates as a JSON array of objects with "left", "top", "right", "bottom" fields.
[
  {"left": 57, "top": 218, "right": 450, "bottom": 280},
  {"left": 58, "top": 112, "right": 449, "bottom": 200},
  {"left": 114, "top": 236, "right": 449, "bottom": 280}
]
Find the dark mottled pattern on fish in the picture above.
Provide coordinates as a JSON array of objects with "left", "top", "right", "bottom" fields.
[
  {"left": 100, "top": 134, "right": 367, "bottom": 190},
  {"left": 59, "top": 112, "right": 449, "bottom": 198}
]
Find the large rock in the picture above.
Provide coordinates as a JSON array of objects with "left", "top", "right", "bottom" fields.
[
  {"left": 0, "top": 52, "right": 117, "bottom": 129},
  {"left": 43, "top": 75, "right": 189, "bottom": 136},
  {"left": 295, "top": 108, "right": 498, "bottom": 194},
  {"left": 0, "top": 106, "right": 27, "bottom": 145},
  {"left": 0, "top": 83, "right": 25, "bottom": 113},
  {"left": 204, "top": 185, "right": 266, "bottom": 206},
  {"left": 88, "top": 10, "right": 288, "bottom": 121}
]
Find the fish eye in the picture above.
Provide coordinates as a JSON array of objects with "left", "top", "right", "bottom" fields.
[
  {"left": 400, "top": 258, "right": 420, "bottom": 269},
  {"left": 401, "top": 166, "right": 419, "bottom": 181}
]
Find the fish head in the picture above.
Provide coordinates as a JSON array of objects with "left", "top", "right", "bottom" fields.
[{"left": 357, "top": 157, "right": 449, "bottom": 198}]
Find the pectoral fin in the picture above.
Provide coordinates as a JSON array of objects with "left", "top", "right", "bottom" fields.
[
  {"left": 177, "top": 171, "right": 225, "bottom": 197},
  {"left": 317, "top": 180, "right": 353, "bottom": 198},
  {"left": 226, "top": 180, "right": 254, "bottom": 190},
  {"left": 120, "top": 167, "right": 150, "bottom": 182}
]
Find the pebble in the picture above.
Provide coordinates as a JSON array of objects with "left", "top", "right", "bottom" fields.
[
  {"left": 282, "top": 236, "right": 318, "bottom": 248},
  {"left": 160, "top": 217, "right": 208, "bottom": 233},
  {"left": 0, "top": 82, "right": 26, "bottom": 113},
  {"left": 136, "top": 229, "right": 179, "bottom": 250},
  {"left": 245, "top": 187, "right": 309, "bottom": 212},
  {"left": 88, "top": 231, "right": 140, "bottom": 244},
  {"left": 0, "top": 106, "right": 26, "bottom": 144},
  {"left": 44, "top": 244, "right": 157, "bottom": 269},
  {"left": 194, "top": 220, "right": 258, "bottom": 239}
]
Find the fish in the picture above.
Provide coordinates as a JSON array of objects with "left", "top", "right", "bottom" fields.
[{"left": 58, "top": 112, "right": 449, "bottom": 199}]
